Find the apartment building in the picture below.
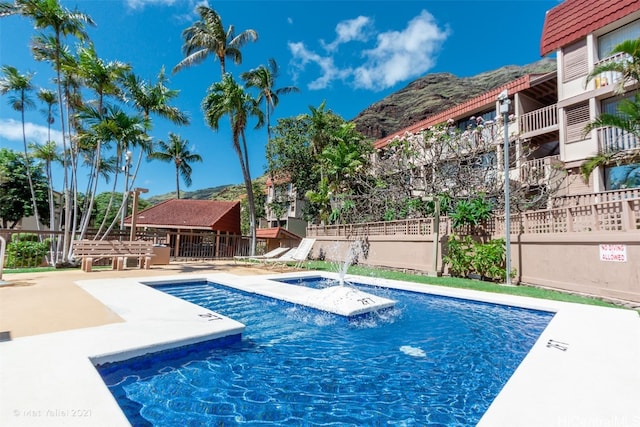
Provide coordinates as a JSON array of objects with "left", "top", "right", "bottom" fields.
[
  {"left": 372, "top": 71, "right": 561, "bottom": 203},
  {"left": 262, "top": 176, "right": 308, "bottom": 237},
  {"left": 372, "top": 0, "right": 640, "bottom": 201},
  {"left": 541, "top": 0, "right": 640, "bottom": 194}
]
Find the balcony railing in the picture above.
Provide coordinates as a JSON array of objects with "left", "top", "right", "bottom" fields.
[
  {"left": 592, "top": 52, "right": 628, "bottom": 89},
  {"left": 597, "top": 126, "right": 639, "bottom": 153},
  {"left": 519, "top": 104, "right": 558, "bottom": 136},
  {"left": 519, "top": 155, "right": 561, "bottom": 186}
]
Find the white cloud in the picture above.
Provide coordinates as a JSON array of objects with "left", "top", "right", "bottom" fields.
[
  {"left": 289, "top": 10, "right": 449, "bottom": 92},
  {"left": 124, "top": 0, "right": 178, "bottom": 10},
  {"left": 354, "top": 10, "right": 449, "bottom": 90},
  {"left": 322, "top": 16, "right": 373, "bottom": 52},
  {"left": 0, "top": 118, "right": 63, "bottom": 147},
  {"left": 289, "top": 42, "right": 350, "bottom": 90}
]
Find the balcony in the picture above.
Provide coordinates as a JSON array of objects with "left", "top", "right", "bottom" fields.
[
  {"left": 598, "top": 126, "right": 639, "bottom": 153},
  {"left": 592, "top": 52, "right": 627, "bottom": 90},
  {"left": 519, "top": 104, "right": 558, "bottom": 139},
  {"left": 520, "top": 155, "right": 561, "bottom": 186}
]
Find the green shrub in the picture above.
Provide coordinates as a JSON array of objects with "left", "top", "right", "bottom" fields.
[
  {"left": 443, "top": 234, "right": 474, "bottom": 278},
  {"left": 5, "top": 233, "right": 50, "bottom": 268},
  {"left": 444, "top": 234, "right": 514, "bottom": 282},
  {"left": 450, "top": 196, "right": 493, "bottom": 229}
]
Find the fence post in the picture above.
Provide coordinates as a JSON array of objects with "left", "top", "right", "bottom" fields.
[
  {"left": 621, "top": 200, "right": 635, "bottom": 231},
  {"left": 566, "top": 207, "right": 573, "bottom": 232}
]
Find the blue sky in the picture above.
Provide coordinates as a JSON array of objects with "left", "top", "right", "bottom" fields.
[{"left": 0, "top": 0, "right": 560, "bottom": 198}]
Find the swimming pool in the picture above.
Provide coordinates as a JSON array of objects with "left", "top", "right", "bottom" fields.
[{"left": 96, "top": 277, "right": 554, "bottom": 426}]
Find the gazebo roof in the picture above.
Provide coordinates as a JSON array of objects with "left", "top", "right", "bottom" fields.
[{"left": 125, "top": 199, "right": 241, "bottom": 234}]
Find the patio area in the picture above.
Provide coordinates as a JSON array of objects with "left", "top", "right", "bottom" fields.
[
  {"left": 0, "top": 262, "right": 639, "bottom": 426},
  {"left": 0, "top": 261, "right": 281, "bottom": 338}
]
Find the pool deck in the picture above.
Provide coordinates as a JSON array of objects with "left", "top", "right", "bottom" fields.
[{"left": 1, "top": 264, "right": 639, "bottom": 426}]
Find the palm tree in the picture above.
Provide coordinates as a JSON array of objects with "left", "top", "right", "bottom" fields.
[
  {"left": 173, "top": 5, "right": 257, "bottom": 77},
  {"left": 241, "top": 58, "right": 299, "bottom": 142},
  {"left": 30, "top": 140, "right": 59, "bottom": 262},
  {"left": 122, "top": 67, "right": 190, "bottom": 128},
  {"left": 150, "top": 133, "right": 202, "bottom": 199},
  {"left": 0, "top": 65, "right": 42, "bottom": 229},
  {"left": 202, "top": 74, "right": 264, "bottom": 254},
  {"left": 77, "top": 103, "right": 148, "bottom": 236},
  {"left": 6, "top": 0, "right": 94, "bottom": 261}
]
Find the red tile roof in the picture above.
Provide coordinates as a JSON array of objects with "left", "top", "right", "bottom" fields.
[
  {"left": 256, "top": 227, "right": 301, "bottom": 240},
  {"left": 126, "top": 199, "right": 241, "bottom": 234},
  {"left": 374, "top": 75, "right": 534, "bottom": 150},
  {"left": 540, "top": 0, "right": 640, "bottom": 56}
]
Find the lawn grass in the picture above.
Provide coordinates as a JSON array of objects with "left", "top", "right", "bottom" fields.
[{"left": 303, "top": 260, "right": 622, "bottom": 309}]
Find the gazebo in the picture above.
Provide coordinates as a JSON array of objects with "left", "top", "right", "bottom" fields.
[{"left": 125, "top": 199, "right": 243, "bottom": 259}]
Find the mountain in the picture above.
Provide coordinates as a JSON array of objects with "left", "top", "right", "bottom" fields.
[
  {"left": 145, "top": 59, "right": 557, "bottom": 203},
  {"left": 146, "top": 176, "right": 268, "bottom": 204},
  {"left": 351, "top": 58, "right": 557, "bottom": 140}
]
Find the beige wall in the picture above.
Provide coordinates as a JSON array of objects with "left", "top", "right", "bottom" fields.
[{"left": 310, "top": 232, "right": 640, "bottom": 303}]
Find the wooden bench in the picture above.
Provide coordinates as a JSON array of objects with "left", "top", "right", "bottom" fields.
[
  {"left": 118, "top": 240, "right": 155, "bottom": 270},
  {"left": 73, "top": 240, "right": 155, "bottom": 272}
]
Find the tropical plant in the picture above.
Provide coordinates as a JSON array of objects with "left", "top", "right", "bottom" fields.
[
  {"left": 0, "top": 148, "right": 49, "bottom": 229},
  {"left": 241, "top": 58, "right": 299, "bottom": 142},
  {"left": 149, "top": 133, "right": 203, "bottom": 199},
  {"left": 202, "top": 74, "right": 264, "bottom": 254},
  {"left": 4, "top": 0, "right": 95, "bottom": 261},
  {"left": 173, "top": 4, "right": 257, "bottom": 77},
  {"left": 0, "top": 65, "right": 42, "bottom": 229},
  {"left": 450, "top": 196, "right": 493, "bottom": 229},
  {"left": 581, "top": 38, "right": 640, "bottom": 180},
  {"left": 4, "top": 233, "right": 50, "bottom": 268},
  {"left": 122, "top": 67, "right": 189, "bottom": 128},
  {"left": 585, "top": 38, "right": 640, "bottom": 95},
  {"left": 443, "top": 235, "right": 513, "bottom": 282}
]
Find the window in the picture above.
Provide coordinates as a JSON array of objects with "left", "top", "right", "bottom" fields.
[
  {"left": 605, "top": 163, "right": 640, "bottom": 190},
  {"left": 598, "top": 19, "right": 640, "bottom": 59},
  {"left": 602, "top": 94, "right": 633, "bottom": 115},
  {"left": 562, "top": 40, "right": 588, "bottom": 82},
  {"left": 565, "top": 102, "right": 591, "bottom": 143}
]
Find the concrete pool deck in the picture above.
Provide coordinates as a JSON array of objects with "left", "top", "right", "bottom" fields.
[{"left": 0, "top": 264, "right": 639, "bottom": 426}]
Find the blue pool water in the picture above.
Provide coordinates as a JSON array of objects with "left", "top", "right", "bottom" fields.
[{"left": 97, "top": 278, "right": 554, "bottom": 426}]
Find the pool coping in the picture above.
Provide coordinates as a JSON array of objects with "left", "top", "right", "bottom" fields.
[{"left": 1, "top": 271, "right": 639, "bottom": 426}]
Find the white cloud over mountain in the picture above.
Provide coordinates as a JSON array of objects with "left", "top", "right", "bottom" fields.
[{"left": 290, "top": 10, "right": 449, "bottom": 91}]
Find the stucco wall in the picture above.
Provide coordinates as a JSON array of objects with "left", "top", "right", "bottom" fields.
[{"left": 310, "top": 232, "right": 640, "bottom": 303}]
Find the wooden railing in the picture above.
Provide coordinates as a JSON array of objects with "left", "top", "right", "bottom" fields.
[
  {"left": 593, "top": 52, "right": 627, "bottom": 89},
  {"left": 308, "top": 218, "right": 449, "bottom": 237},
  {"left": 520, "top": 155, "right": 561, "bottom": 185},
  {"left": 552, "top": 188, "right": 640, "bottom": 208},
  {"left": 308, "top": 192, "right": 640, "bottom": 237},
  {"left": 519, "top": 104, "right": 558, "bottom": 135},
  {"left": 597, "top": 126, "right": 639, "bottom": 153}
]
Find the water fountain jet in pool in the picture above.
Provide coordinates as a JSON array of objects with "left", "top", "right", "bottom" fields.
[{"left": 336, "top": 239, "right": 367, "bottom": 286}]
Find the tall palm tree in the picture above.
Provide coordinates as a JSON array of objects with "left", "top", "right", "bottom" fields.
[
  {"left": 6, "top": 0, "right": 95, "bottom": 260},
  {"left": 0, "top": 65, "right": 42, "bottom": 229},
  {"left": 150, "top": 133, "right": 202, "bottom": 199},
  {"left": 122, "top": 68, "right": 189, "bottom": 128},
  {"left": 73, "top": 42, "right": 131, "bottom": 237},
  {"left": 30, "top": 140, "right": 59, "bottom": 262},
  {"left": 241, "top": 58, "right": 299, "bottom": 142},
  {"left": 173, "top": 5, "right": 257, "bottom": 77},
  {"left": 202, "top": 74, "right": 264, "bottom": 254}
]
